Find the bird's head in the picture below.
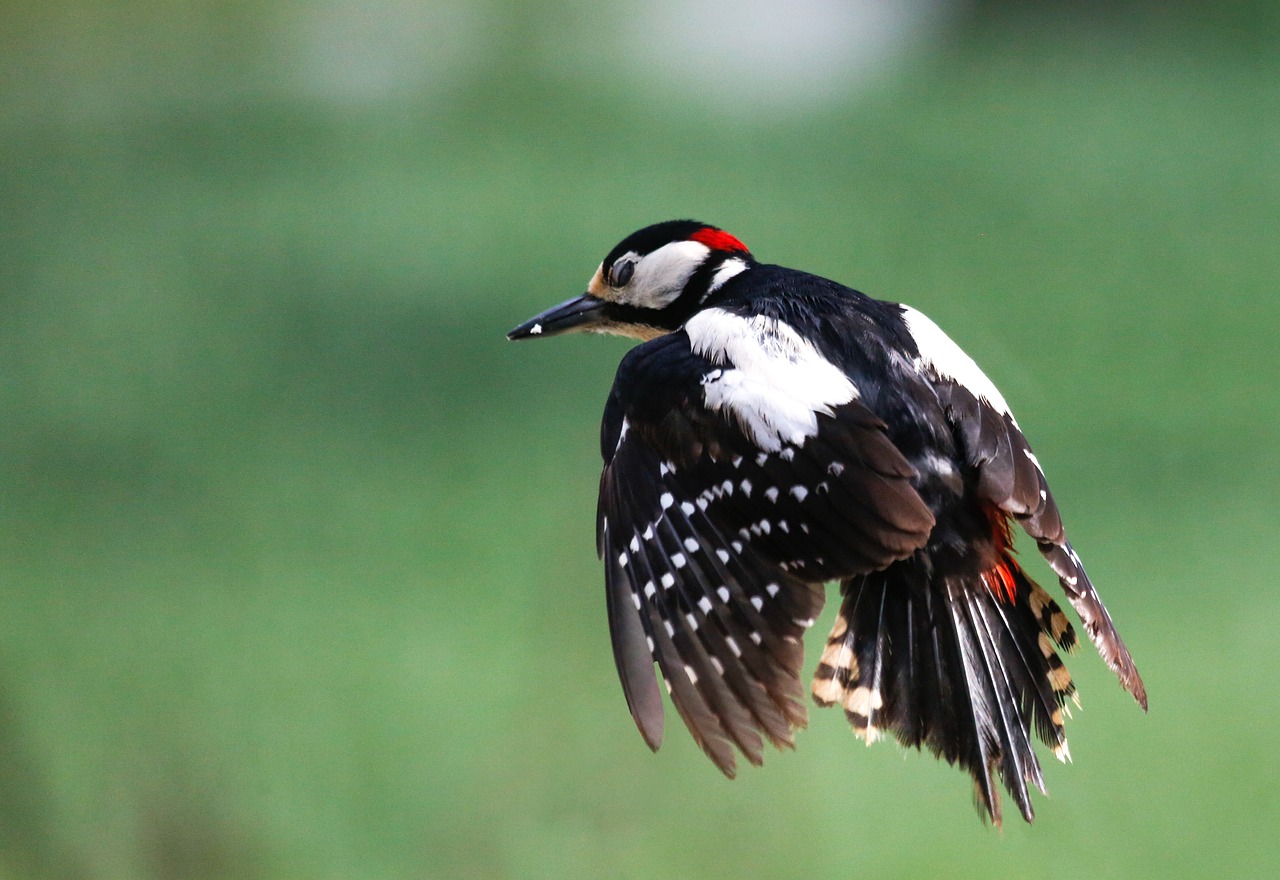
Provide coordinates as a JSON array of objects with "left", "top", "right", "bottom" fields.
[{"left": 508, "top": 220, "right": 753, "bottom": 341}]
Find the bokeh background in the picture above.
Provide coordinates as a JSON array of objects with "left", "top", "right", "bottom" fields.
[{"left": 2, "top": 1, "right": 1278, "bottom": 878}]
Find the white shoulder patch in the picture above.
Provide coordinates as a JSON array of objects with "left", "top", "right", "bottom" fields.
[
  {"left": 685, "top": 308, "right": 858, "bottom": 452},
  {"left": 899, "top": 305, "right": 1012, "bottom": 417}
]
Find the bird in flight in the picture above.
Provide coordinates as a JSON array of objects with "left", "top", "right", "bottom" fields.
[{"left": 508, "top": 220, "right": 1145, "bottom": 825}]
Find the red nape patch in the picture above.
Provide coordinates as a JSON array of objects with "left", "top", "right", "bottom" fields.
[{"left": 689, "top": 227, "right": 749, "bottom": 253}]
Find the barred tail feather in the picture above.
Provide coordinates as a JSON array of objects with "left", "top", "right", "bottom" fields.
[{"left": 813, "top": 555, "right": 1078, "bottom": 825}]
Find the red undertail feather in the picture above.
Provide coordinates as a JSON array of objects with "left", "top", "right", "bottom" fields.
[
  {"left": 983, "top": 561, "right": 1018, "bottom": 604},
  {"left": 981, "top": 507, "right": 1018, "bottom": 603}
]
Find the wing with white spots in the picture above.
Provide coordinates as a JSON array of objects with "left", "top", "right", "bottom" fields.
[
  {"left": 595, "top": 331, "right": 935, "bottom": 772},
  {"left": 912, "top": 318, "right": 1147, "bottom": 710},
  {"left": 599, "top": 433, "right": 823, "bottom": 775}
]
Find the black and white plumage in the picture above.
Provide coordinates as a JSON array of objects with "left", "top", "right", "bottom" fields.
[{"left": 509, "top": 220, "right": 1145, "bottom": 825}]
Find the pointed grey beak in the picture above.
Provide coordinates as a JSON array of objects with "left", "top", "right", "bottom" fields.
[{"left": 508, "top": 294, "right": 609, "bottom": 340}]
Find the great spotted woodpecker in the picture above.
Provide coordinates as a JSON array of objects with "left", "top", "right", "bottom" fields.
[{"left": 508, "top": 220, "right": 1145, "bottom": 825}]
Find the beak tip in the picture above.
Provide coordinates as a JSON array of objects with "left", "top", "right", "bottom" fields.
[
  {"left": 506, "top": 321, "right": 545, "bottom": 341},
  {"left": 508, "top": 294, "right": 601, "bottom": 341}
]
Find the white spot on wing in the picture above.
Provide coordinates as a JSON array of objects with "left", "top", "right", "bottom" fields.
[
  {"left": 530, "top": 323, "right": 542, "bottom": 335},
  {"left": 659, "top": 492, "right": 674, "bottom": 510},
  {"left": 686, "top": 308, "right": 859, "bottom": 452},
  {"left": 921, "top": 453, "right": 956, "bottom": 478}
]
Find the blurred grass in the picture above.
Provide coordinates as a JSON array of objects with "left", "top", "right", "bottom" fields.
[{"left": 1, "top": 2, "right": 1278, "bottom": 878}]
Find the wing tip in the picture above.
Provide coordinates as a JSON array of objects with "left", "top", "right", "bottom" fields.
[
  {"left": 1119, "top": 664, "right": 1149, "bottom": 712},
  {"left": 634, "top": 705, "right": 665, "bottom": 752}
]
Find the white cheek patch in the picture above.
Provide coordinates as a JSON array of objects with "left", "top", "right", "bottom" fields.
[
  {"left": 611, "top": 240, "right": 711, "bottom": 309},
  {"left": 686, "top": 308, "right": 858, "bottom": 452},
  {"left": 899, "top": 305, "right": 1012, "bottom": 417}
]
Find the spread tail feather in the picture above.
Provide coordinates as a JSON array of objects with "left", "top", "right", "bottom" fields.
[{"left": 812, "top": 554, "right": 1078, "bottom": 826}]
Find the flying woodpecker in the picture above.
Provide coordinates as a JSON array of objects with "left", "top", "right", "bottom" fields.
[{"left": 508, "top": 219, "right": 1145, "bottom": 825}]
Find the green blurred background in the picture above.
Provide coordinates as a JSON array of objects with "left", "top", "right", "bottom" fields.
[{"left": 2, "top": 1, "right": 1277, "bottom": 878}]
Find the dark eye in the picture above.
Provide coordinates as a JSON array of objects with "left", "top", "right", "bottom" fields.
[{"left": 609, "top": 260, "right": 635, "bottom": 287}]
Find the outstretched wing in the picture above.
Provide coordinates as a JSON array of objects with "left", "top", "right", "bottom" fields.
[
  {"left": 597, "top": 317, "right": 936, "bottom": 773},
  {"left": 900, "top": 305, "right": 1147, "bottom": 709}
]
